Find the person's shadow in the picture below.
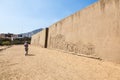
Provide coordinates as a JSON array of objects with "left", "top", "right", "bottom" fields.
[{"left": 26, "top": 54, "right": 35, "bottom": 56}]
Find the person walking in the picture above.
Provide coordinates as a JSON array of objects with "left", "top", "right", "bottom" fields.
[{"left": 24, "top": 41, "right": 29, "bottom": 56}]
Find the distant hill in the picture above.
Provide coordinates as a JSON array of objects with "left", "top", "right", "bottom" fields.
[{"left": 18, "top": 28, "right": 43, "bottom": 38}]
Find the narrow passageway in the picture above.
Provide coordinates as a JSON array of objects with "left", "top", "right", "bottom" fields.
[{"left": 0, "top": 45, "right": 120, "bottom": 80}]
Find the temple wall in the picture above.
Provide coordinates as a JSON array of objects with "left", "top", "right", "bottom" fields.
[
  {"left": 32, "top": 0, "right": 120, "bottom": 63},
  {"left": 31, "top": 29, "right": 46, "bottom": 48}
]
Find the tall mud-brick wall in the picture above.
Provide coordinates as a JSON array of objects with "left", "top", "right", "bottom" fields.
[
  {"left": 31, "top": 28, "right": 49, "bottom": 48},
  {"left": 32, "top": 0, "right": 120, "bottom": 63},
  {"left": 31, "top": 29, "right": 46, "bottom": 48}
]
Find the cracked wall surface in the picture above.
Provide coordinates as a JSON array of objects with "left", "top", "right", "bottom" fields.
[
  {"left": 32, "top": 0, "right": 120, "bottom": 63},
  {"left": 31, "top": 29, "right": 46, "bottom": 48}
]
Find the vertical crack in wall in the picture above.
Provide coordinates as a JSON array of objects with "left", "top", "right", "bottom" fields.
[
  {"left": 44, "top": 28, "right": 49, "bottom": 48},
  {"left": 115, "top": 0, "right": 119, "bottom": 8},
  {"left": 100, "top": 0, "right": 106, "bottom": 12},
  {"left": 114, "top": 0, "right": 120, "bottom": 36}
]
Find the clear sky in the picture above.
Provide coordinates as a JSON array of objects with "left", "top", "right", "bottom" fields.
[{"left": 0, "top": 0, "right": 98, "bottom": 34}]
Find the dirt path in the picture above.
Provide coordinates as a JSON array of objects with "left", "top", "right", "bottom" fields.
[
  {"left": 0, "top": 46, "right": 11, "bottom": 51},
  {"left": 0, "top": 45, "right": 120, "bottom": 80}
]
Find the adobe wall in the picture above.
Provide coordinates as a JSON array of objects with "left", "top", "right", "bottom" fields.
[
  {"left": 47, "top": 0, "right": 120, "bottom": 63},
  {"left": 31, "top": 29, "right": 46, "bottom": 48},
  {"left": 31, "top": 0, "right": 120, "bottom": 63}
]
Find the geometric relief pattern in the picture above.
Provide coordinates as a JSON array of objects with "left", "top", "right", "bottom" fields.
[{"left": 49, "top": 34, "right": 95, "bottom": 55}]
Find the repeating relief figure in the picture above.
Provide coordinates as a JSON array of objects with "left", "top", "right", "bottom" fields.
[{"left": 49, "top": 34, "right": 95, "bottom": 55}]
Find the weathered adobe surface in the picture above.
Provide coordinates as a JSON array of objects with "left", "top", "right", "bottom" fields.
[
  {"left": 32, "top": 0, "right": 120, "bottom": 63},
  {"left": 31, "top": 29, "right": 46, "bottom": 48}
]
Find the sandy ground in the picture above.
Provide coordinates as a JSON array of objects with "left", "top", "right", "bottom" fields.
[
  {"left": 0, "top": 46, "right": 7, "bottom": 49},
  {"left": 0, "top": 45, "right": 120, "bottom": 80}
]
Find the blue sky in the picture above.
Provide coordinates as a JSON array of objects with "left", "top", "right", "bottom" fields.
[{"left": 0, "top": 0, "right": 98, "bottom": 34}]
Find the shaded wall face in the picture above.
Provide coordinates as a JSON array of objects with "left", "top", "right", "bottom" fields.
[
  {"left": 47, "top": 0, "right": 120, "bottom": 63},
  {"left": 31, "top": 29, "right": 46, "bottom": 48}
]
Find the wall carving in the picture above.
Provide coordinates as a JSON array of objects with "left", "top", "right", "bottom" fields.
[{"left": 49, "top": 34, "right": 95, "bottom": 55}]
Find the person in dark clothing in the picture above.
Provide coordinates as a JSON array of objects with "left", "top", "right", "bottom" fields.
[{"left": 24, "top": 41, "right": 29, "bottom": 56}]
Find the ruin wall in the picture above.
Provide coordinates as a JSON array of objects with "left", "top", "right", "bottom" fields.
[
  {"left": 32, "top": 0, "right": 120, "bottom": 63},
  {"left": 31, "top": 29, "right": 46, "bottom": 48}
]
